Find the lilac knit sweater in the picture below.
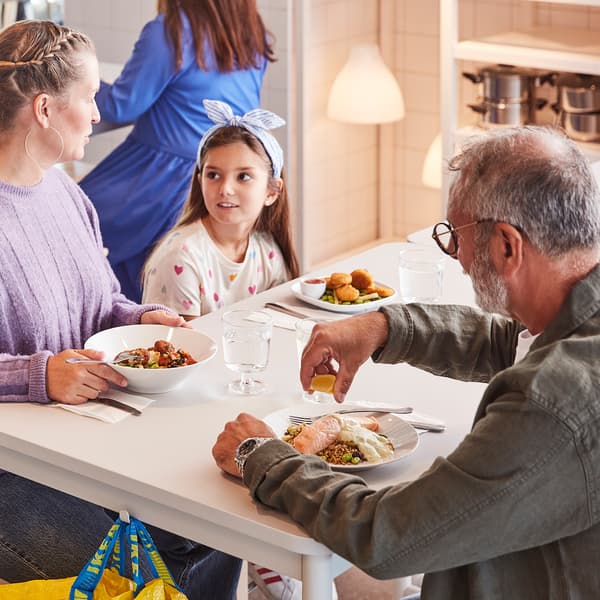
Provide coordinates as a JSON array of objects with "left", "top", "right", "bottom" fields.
[{"left": 0, "top": 168, "right": 165, "bottom": 403}]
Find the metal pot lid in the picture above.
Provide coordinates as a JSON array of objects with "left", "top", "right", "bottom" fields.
[
  {"left": 479, "top": 64, "right": 539, "bottom": 79},
  {"left": 556, "top": 73, "right": 600, "bottom": 90}
]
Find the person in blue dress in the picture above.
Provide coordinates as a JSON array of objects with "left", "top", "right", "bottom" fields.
[{"left": 80, "top": 0, "right": 275, "bottom": 302}]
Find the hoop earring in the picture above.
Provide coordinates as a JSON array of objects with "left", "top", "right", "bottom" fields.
[{"left": 24, "top": 126, "right": 65, "bottom": 171}]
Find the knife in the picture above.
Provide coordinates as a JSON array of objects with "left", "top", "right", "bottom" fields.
[
  {"left": 95, "top": 397, "right": 142, "bottom": 416},
  {"left": 264, "top": 302, "right": 328, "bottom": 321}
]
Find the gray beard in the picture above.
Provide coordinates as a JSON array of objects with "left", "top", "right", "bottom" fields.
[{"left": 470, "top": 248, "right": 510, "bottom": 317}]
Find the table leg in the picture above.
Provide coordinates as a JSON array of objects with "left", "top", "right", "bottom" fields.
[
  {"left": 236, "top": 560, "right": 248, "bottom": 600},
  {"left": 302, "top": 555, "right": 332, "bottom": 600},
  {"left": 392, "top": 576, "right": 412, "bottom": 598}
]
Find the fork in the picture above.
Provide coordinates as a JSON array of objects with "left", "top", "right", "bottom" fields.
[
  {"left": 288, "top": 408, "right": 447, "bottom": 432},
  {"left": 288, "top": 406, "right": 413, "bottom": 425},
  {"left": 65, "top": 352, "right": 139, "bottom": 365}
]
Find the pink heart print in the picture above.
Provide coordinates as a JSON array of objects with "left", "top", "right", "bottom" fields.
[
  {"left": 174, "top": 264, "right": 184, "bottom": 275},
  {"left": 182, "top": 299, "right": 192, "bottom": 310},
  {"left": 248, "top": 285, "right": 257, "bottom": 295}
]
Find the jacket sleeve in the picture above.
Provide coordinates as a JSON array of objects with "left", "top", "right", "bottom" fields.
[
  {"left": 94, "top": 16, "right": 177, "bottom": 123},
  {"left": 244, "top": 393, "right": 588, "bottom": 580},
  {"left": 375, "top": 303, "right": 523, "bottom": 382}
]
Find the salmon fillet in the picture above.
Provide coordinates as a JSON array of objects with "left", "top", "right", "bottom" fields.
[{"left": 293, "top": 415, "right": 342, "bottom": 454}]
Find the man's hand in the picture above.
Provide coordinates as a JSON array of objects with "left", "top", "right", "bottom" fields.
[
  {"left": 300, "top": 311, "right": 390, "bottom": 403},
  {"left": 141, "top": 309, "right": 191, "bottom": 328},
  {"left": 212, "top": 413, "right": 276, "bottom": 478},
  {"left": 46, "top": 349, "right": 128, "bottom": 404}
]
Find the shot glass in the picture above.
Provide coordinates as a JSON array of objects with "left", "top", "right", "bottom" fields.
[
  {"left": 295, "top": 318, "right": 334, "bottom": 404},
  {"left": 398, "top": 245, "right": 445, "bottom": 303}
]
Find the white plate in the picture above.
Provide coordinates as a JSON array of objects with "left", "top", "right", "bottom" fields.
[
  {"left": 263, "top": 404, "right": 419, "bottom": 472},
  {"left": 290, "top": 281, "right": 397, "bottom": 314}
]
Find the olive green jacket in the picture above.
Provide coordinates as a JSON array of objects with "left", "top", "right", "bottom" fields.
[{"left": 244, "top": 264, "right": 600, "bottom": 600}]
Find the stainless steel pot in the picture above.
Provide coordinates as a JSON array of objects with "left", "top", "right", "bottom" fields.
[
  {"left": 556, "top": 73, "right": 600, "bottom": 113},
  {"left": 468, "top": 98, "right": 547, "bottom": 128},
  {"left": 463, "top": 64, "right": 551, "bottom": 103},
  {"left": 559, "top": 110, "right": 600, "bottom": 142}
]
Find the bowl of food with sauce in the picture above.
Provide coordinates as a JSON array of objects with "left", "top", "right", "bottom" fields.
[{"left": 84, "top": 324, "right": 217, "bottom": 393}]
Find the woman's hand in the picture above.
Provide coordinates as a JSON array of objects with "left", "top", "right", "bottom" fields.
[
  {"left": 141, "top": 309, "right": 191, "bottom": 328},
  {"left": 299, "top": 311, "right": 390, "bottom": 403},
  {"left": 46, "top": 349, "right": 128, "bottom": 405}
]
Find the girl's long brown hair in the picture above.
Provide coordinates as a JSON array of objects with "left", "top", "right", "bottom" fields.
[
  {"left": 157, "top": 0, "right": 275, "bottom": 71},
  {"left": 171, "top": 126, "right": 299, "bottom": 279}
]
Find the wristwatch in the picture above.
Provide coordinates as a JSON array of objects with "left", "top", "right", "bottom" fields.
[{"left": 234, "top": 437, "right": 272, "bottom": 477}]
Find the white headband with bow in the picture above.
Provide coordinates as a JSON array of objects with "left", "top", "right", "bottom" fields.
[{"left": 196, "top": 99, "right": 286, "bottom": 177}]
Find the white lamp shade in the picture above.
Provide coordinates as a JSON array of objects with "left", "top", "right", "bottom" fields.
[
  {"left": 327, "top": 43, "right": 405, "bottom": 124},
  {"left": 422, "top": 133, "right": 442, "bottom": 189}
]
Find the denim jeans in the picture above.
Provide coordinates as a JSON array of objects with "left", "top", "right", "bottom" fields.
[{"left": 0, "top": 472, "right": 241, "bottom": 599}]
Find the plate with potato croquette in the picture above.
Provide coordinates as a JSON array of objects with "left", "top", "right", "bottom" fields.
[
  {"left": 291, "top": 279, "right": 397, "bottom": 314},
  {"left": 264, "top": 404, "right": 419, "bottom": 472}
]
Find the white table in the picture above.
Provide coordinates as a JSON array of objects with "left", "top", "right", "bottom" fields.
[{"left": 0, "top": 242, "right": 485, "bottom": 600}]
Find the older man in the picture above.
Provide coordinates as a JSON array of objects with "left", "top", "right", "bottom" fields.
[{"left": 213, "top": 126, "right": 600, "bottom": 599}]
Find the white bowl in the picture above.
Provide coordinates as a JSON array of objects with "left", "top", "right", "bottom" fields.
[
  {"left": 299, "top": 277, "right": 326, "bottom": 299},
  {"left": 84, "top": 324, "right": 217, "bottom": 394}
]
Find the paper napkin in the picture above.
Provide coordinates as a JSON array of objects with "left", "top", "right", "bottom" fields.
[{"left": 55, "top": 389, "right": 154, "bottom": 423}]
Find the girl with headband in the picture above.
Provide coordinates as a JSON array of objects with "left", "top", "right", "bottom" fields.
[
  {"left": 142, "top": 99, "right": 299, "bottom": 318},
  {"left": 79, "top": 0, "right": 275, "bottom": 303}
]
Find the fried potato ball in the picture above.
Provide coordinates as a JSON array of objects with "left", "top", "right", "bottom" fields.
[
  {"left": 350, "top": 268, "right": 374, "bottom": 290},
  {"left": 328, "top": 272, "right": 352, "bottom": 288},
  {"left": 367, "top": 285, "right": 394, "bottom": 298},
  {"left": 335, "top": 284, "right": 360, "bottom": 302}
]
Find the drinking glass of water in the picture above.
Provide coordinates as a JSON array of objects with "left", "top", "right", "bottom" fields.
[
  {"left": 398, "top": 245, "right": 445, "bottom": 303},
  {"left": 222, "top": 309, "right": 273, "bottom": 395}
]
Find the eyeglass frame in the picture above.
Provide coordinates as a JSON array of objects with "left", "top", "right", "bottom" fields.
[{"left": 431, "top": 219, "right": 493, "bottom": 257}]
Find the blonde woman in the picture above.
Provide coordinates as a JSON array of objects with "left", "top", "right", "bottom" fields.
[{"left": 0, "top": 19, "right": 240, "bottom": 598}]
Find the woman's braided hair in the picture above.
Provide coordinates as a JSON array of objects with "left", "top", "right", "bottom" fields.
[{"left": 0, "top": 20, "right": 94, "bottom": 131}]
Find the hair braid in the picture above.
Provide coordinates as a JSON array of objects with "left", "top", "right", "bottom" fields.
[{"left": 0, "top": 20, "right": 94, "bottom": 131}]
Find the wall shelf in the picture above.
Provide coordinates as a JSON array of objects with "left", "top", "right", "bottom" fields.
[
  {"left": 440, "top": 0, "right": 600, "bottom": 210},
  {"left": 456, "top": 28, "right": 600, "bottom": 75}
]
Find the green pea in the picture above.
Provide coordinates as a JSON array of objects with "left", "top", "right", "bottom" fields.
[
  {"left": 342, "top": 452, "right": 353, "bottom": 463},
  {"left": 351, "top": 456, "right": 361, "bottom": 464}
]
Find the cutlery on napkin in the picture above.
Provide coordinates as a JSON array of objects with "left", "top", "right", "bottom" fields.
[{"left": 55, "top": 390, "right": 153, "bottom": 423}]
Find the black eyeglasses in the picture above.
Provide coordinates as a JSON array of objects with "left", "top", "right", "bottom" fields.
[{"left": 431, "top": 220, "right": 490, "bottom": 257}]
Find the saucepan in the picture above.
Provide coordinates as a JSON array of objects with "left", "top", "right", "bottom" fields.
[
  {"left": 468, "top": 98, "right": 547, "bottom": 128},
  {"left": 462, "top": 64, "right": 553, "bottom": 103},
  {"left": 555, "top": 73, "right": 600, "bottom": 114},
  {"left": 553, "top": 107, "right": 600, "bottom": 142}
]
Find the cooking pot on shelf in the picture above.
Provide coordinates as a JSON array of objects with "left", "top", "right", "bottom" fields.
[
  {"left": 555, "top": 73, "right": 600, "bottom": 114},
  {"left": 462, "top": 64, "right": 553, "bottom": 103},
  {"left": 551, "top": 103, "right": 600, "bottom": 142},
  {"left": 468, "top": 98, "right": 547, "bottom": 129}
]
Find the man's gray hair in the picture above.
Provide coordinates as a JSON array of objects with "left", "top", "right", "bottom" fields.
[{"left": 448, "top": 126, "right": 600, "bottom": 256}]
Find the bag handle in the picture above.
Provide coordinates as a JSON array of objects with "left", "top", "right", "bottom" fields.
[
  {"left": 70, "top": 519, "right": 124, "bottom": 599},
  {"left": 70, "top": 516, "right": 182, "bottom": 598}
]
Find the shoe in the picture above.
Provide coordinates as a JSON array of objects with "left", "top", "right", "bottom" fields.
[{"left": 248, "top": 563, "right": 338, "bottom": 600}]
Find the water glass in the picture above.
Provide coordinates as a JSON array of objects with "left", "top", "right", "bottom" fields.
[
  {"left": 398, "top": 245, "right": 445, "bottom": 303},
  {"left": 295, "top": 318, "right": 334, "bottom": 404},
  {"left": 222, "top": 309, "right": 273, "bottom": 395}
]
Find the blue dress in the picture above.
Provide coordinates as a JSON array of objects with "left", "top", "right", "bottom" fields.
[{"left": 80, "top": 12, "right": 267, "bottom": 302}]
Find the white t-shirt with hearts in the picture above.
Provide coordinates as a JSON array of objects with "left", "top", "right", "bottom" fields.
[{"left": 142, "top": 220, "right": 288, "bottom": 316}]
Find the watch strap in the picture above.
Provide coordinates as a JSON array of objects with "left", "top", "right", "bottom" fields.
[{"left": 234, "top": 437, "right": 272, "bottom": 477}]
